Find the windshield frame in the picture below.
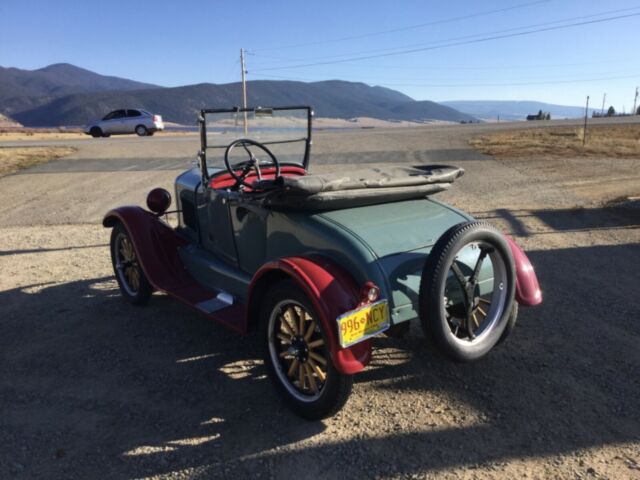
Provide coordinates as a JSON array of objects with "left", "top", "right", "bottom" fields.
[{"left": 198, "top": 106, "right": 313, "bottom": 182}]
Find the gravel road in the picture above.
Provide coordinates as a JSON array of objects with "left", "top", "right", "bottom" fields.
[{"left": 1, "top": 119, "right": 639, "bottom": 479}]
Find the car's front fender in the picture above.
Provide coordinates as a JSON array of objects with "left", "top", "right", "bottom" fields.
[
  {"left": 103, "top": 206, "right": 191, "bottom": 293},
  {"left": 249, "top": 256, "right": 372, "bottom": 375}
]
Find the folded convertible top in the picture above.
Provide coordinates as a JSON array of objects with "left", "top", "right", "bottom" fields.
[{"left": 264, "top": 165, "right": 464, "bottom": 211}]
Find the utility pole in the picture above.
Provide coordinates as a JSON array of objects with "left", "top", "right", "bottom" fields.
[
  {"left": 633, "top": 86, "right": 639, "bottom": 116},
  {"left": 583, "top": 95, "right": 589, "bottom": 146},
  {"left": 600, "top": 93, "right": 606, "bottom": 116},
  {"left": 240, "top": 48, "right": 248, "bottom": 135}
]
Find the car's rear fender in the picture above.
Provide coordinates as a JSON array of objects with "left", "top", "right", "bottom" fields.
[
  {"left": 248, "top": 256, "right": 372, "bottom": 375},
  {"left": 506, "top": 236, "right": 542, "bottom": 306}
]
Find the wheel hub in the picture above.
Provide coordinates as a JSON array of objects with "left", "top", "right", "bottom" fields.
[{"left": 289, "top": 336, "right": 309, "bottom": 362}]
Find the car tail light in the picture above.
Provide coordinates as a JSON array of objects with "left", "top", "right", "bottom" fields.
[{"left": 360, "top": 281, "right": 380, "bottom": 304}]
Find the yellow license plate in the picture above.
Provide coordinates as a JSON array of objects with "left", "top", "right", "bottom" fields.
[{"left": 337, "top": 300, "right": 390, "bottom": 348}]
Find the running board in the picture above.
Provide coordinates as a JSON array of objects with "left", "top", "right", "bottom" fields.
[{"left": 195, "top": 291, "right": 234, "bottom": 314}]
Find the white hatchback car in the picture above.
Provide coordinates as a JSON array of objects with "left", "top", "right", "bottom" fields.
[{"left": 85, "top": 109, "right": 164, "bottom": 137}]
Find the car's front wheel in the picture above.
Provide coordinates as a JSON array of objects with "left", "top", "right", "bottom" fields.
[
  {"left": 260, "top": 280, "right": 353, "bottom": 420},
  {"left": 90, "top": 127, "right": 103, "bottom": 138},
  {"left": 110, "top": 223, "right": 152, "bottom": 305},
  {"left": 135, "top": 125, "right": 148, "bottom": 136}
]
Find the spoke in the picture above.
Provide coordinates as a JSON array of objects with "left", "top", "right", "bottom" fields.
[
  {"left": 472, "top": 312, "right": 480, "bottom": 328},
  {"left": 304, "top": 363, "right": 318, "bottom": 393},
  {"left": 477, "top": 306, "right": 487, "bottom": 317},
  {"left": 451, "top": 262, "right": 468, "bottom": 289},
  {"left": 276, "top": 332, "right": 291, "bottom": 344},
  {"left": 280, "top": 310, "right": 296, "bottom": 336},
  {"left": 130, "top": 268, "right": 140, "bottom": 291},
  {"left": 287, "top": 358, "right": 299, "bottom": 378},
  {"left": 304, "top": 320, "right": 316, "bottom": 342},
  {"left": 278, "top": 350, "right": 291, "bottom": 359},
  {"left": 297, "top": 307, "right": 304, "bottom": 335},
  {"left": 454, "top": 324, "right": 459, "bottom": 336},
  {"left": 470, "top": 249, "right": 488, "bottom": 284},
  {"left": 307, "top": 357, "right": 326, "bottom": 382},
  {"left": 307, "top": 339, "right": 325, "bottom": 350},
  {"left": 309, "top": 351, "right": 327, "bottom": 366},
  {"left": 284, "top": 307, "right": 299, "bottom": 335},
  {"left": 298, "top": 364, "right": 305, "bottom": 390}
]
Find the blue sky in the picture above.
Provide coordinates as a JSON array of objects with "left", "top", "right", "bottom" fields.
[{"left": 1, "top": 0, "right": 638, "bottom": 110}]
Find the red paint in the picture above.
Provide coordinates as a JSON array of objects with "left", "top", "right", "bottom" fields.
[
  {"left": 506, "top": 236, "right": 543, "bottom": 306},
  {"left": 146, "top": 188, "right": 171, "bottom": 215},
  {"left": 210, "top": 165, "right": 306, "bottom": 190},
  {"left": 250, "top": 257, "right": 372, "bottom": 374},
  {"left": 103, "top": 206, "right": 246, "bottom": 332}
]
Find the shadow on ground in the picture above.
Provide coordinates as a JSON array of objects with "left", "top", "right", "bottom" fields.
[
  {"left": 1, "top": 245, "right": 639, "bottom": 478},
  {"left": 474, "top": 205, "right": 639, "bottom": 237}
]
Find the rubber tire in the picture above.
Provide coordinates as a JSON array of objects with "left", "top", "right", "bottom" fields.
[
  {"left": 90, "top": 127, "right": 103, "bottom": 138},
  {"left": 110, "top": 223, "right": 153, "bottom": 306},
  {"left": 135, "top": 125, "right": 148, "bottom": 136},
  {"left": 419, "top": 221, "right": 516, "bottom": 362},
  {"left": 498, "top": 302, "right": 518, "bottom": 345},
  {"left": 260, "top": 280, "right": 353, "bottom": 420},
  {"left": 147, "top": 131, "right": 154, "bottom": 136}
]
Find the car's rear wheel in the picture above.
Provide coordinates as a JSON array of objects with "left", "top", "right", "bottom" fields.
[
  {"left": 419, "top": 221, "right": 516, "bottom": 362},
  {"left": 135, "top": 125, "right": 148, "bottom": 136},
  {"left": 110, "top": 223, "right": 152, "bottom": 305},
  {"left": 90, "top": 127, "right": 103, "bottom": 138},
  {"left": 260, "top": 280, "right": 353, "bottom": 420}
]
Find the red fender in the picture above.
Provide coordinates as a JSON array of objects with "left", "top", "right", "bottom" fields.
[
  {"left": 506, "top": 236, "right": 543, "bottom": 306},
  {"left": 103, "top": 206, "right": 246, "bottom": 332},
  {"left": 103, "top": 206, "right": 190, "bottom": 293},
  {"left": 249, "top": 257, "right": 372, "bottom": 375}
]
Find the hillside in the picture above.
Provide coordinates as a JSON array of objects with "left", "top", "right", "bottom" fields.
[
  {"left": 0, "top": 63, "right": 160, "bottom": 116},
  {"left": 10, "top": 78, "right": 476, "bottom": 126},
  {"left": 442, "top": 100, "right": 594, "bottom": 121},
  {"left": 0, "top": 113, "right": 21, "bottom": 128}
]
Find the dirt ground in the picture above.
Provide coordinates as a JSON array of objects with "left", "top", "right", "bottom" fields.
[{"left": 0, "top": 119, "right": 639, "bottom": 479}]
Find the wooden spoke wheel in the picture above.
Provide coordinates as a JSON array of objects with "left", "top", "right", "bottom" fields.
[
  {"left": 261, "top": 280, "right": 352, "bottom": 420},
  {"left": 110, "top": 223, "right": 152, "bottom": 305}
]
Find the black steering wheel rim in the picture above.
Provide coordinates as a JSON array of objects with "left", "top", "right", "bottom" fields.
[{"left": 223, "top": 138, "right": 280, "bottom": 189}]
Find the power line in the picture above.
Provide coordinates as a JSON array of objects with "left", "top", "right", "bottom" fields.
[
  {"left": 251, "top": 58, "right": 631, "bottom": 73},
  {"left": 250, "top": 72, "right": 640, "bottom": 88},
  {"left": 248, "top": 6, "right": 640, "bottom": 66},
  {"left": 249, "top": 12, "right": 640, "bottom": 72},
  {"left": 250, "top": 0, "right": 551, "bottom": 52}
]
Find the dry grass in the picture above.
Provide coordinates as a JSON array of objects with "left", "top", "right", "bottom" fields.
[
  {"left": 0, "top": 146, "right": 75, "bottom": 177},
  {"left": 470, "top": 124, "right": 640, "bottom": 158}
]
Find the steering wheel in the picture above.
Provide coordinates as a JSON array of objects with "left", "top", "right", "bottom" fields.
[{"left": 223, "top": 138, "right": 280, "bottom": 189}]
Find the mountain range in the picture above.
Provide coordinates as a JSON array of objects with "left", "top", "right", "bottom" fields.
[
  {"left": 0, "top": 63, "right": 475, "bottom": 126},
  {"left": 442, "top": 100, "right": 594, "bottom": 121}
]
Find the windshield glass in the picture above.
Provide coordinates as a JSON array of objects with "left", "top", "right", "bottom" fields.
[{"left": 203, "top": 107, "right": 311, "bottom": 170}]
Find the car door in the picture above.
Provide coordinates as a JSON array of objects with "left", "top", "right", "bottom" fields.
[
  {"left": 202, "top": 187, "right": 239, "bottom": 267},
  {"left": 125, "top": 109, "right": 143, "bottom": 133},
  {"left": 102, "top": 110, "right": 126, "bottom": 133}
]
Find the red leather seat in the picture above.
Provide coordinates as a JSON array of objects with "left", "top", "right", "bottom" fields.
[{"left": 209, "top": 165, "right": 307, "bottom": 191}]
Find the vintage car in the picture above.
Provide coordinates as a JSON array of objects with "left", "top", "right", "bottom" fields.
[{"left": 104, "top": 106, "right": 542, "bottom": 420}]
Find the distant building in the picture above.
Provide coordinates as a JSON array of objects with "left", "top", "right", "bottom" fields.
[{"left": 526, "top": 110, "right": 551, "bottom": 121}]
